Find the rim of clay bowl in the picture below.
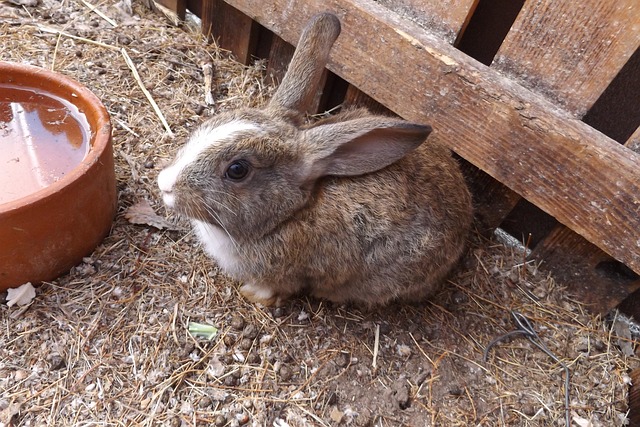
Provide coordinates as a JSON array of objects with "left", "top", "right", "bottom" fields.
[{"left": 0, "top": 61, "right": 112, "bottom": 214}]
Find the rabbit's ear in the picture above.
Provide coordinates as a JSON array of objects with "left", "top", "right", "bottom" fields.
[
  {"left": 268, "top": 13, "right": 341, "bottom": 113},
  {"left": 302, "top": 118, "right": 431, "bottom": 179}
]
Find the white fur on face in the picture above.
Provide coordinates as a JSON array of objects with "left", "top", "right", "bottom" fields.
[
  {"left": 192, "top": 219, "right": 239, "bottom": 273},
  {"left": 157, "top": 120, "right": 259, "bottom": 207}
]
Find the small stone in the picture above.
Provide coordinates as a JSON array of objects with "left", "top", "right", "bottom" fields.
[
  {"left": 451, "top": 291, "right": 468, "bottom": 304},
  {"left": 117, "top": 35, "right": 132, "bottom": 45},
  {"left": 242, "top": 324, "right": 258, "bottom": 339},
  {"left": 214, "top": 415, "right": 226, "bottom": 427},
  {"left": 246, "top": 353, "right": 261, "bottom": 364},
  {"left": 14, "top": 370, "right": 28, "bottom": 381},
  {"left": 140, "top": 397, "right": 151, "bottom": 409},
  {"left": 242, "top": 400, "right": 253, "bottom": 410},
  {"left": 48, "top": 354, "right": 66, "bottom": 370},
  {"left": 235, "top": 412, "right": 250, "bottom": 425},
  {"left": 330, "top": 406, "right": 344, "bottom": 423},
  {"left": 335, "top": 352, "right": 350, "bottom": 368},
  {"left": 224, "top": 376, "right": 237, "bottom": 387},
  {"left": 240, "top": 338, "right": 253, "bottom": 350},
  {"left": 198, "top": 396, "right": 212, "bottom": 409},
  {"left": 223, "top": 334, "right": 236, "bottom": 346},
  {"left": 144, "top": 160, "right": 155, "bottom": 169},
  {"left": 230, "top": 315, "right": 245, "bottom": 331},
  {"left": 522, "top": 403, "right": 536, "bottom": 416},
  {"left": 448, "top": 385, "right": 463, "bottom": 396},
  {"left": 278, "top": 365, "right": 293, "bottom": 381}
]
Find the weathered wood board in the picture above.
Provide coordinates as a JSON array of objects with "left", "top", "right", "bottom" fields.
[
  {"left": 221, "top": 0, "right": 640, "bottom": 276},
  {"left": 493, "top": 0, "right": 640, "bottom": 117},
  {"left": 373, "top": 0, "right": 478, "bottom": 44},
  {"left": 202, "top": 0, "right": 258, "bottom": 64}
]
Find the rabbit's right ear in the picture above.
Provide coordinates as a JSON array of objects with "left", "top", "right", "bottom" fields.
[
  {"left": 301, "top": 117, "right": 432, "bottom": 180},
  {"left": 268, "top": 13, "right": 341, "bottom": 114}
]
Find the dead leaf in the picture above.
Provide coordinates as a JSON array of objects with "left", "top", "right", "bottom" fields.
[
  {"left": 0, "top": 401, "right": 22, "bottom": 424},
  {"left": 6, "top": 282, "right": 36, "bottom": 307},
  {"left": 572, "top": 413, "right": 596, "bottom": 427},
  {"left": 124, "top": 200, "right": 180, "bottom": 230},
  {"left": 613, "top": 315, "right": 635, "bottom": 357}
]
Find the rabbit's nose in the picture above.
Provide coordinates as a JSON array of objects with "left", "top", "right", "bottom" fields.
[
  {"left": 157, "top": 167, "right": 175, "bottom": 192},
  {"left": 157, "top": 168, "right": 177, "bottom": 208}
]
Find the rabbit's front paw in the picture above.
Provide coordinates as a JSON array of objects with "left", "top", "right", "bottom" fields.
[{"left": 240, "top": 283, "right": 283, "bottom": 306}]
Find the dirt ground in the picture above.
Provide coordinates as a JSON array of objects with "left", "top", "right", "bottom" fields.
[{"left": 1, "top": 1, "right": 638, "bottom": 426}]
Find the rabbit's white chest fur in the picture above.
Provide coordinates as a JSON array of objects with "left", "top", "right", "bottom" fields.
[{"left": 192, "top": 220, "right": 240, "bottom": 272}]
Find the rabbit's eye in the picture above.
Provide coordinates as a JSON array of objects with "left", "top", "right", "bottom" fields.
[{"left": 225, "top": 160, "right": 250, "bottom": 181}]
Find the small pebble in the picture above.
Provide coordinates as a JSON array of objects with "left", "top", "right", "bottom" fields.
[
  {"left": 230, "top": 315, "right": 245, "bottom": 331},
  {"left": 448, "top": 385, "right": 463, "bottom": 396},
  {"left": 246, "top": 353, "right": 261, "bottom": 364},
  {"left": 242, "top": 324, "right": 258, "bottom": 339},
  {"left": 235, "top": 412, "right": 250, "bottom": 425},
  {"left": 14, "top": 370, "right": 29, "bottom": 381},
  {"left": 198, "top": 396, "right": 212, "bottom": 409},
  {"left": 335, "top": 352, "right": 349, "bottom": 368},
  {"left": 278, "top": 365, "right": 293, "bottom": 381},
  {"left": 214, "top": 415, "right": 226, "bottom": 427},
  {"left": 144, "top": 160, "right": 155, "bottom": 169}
]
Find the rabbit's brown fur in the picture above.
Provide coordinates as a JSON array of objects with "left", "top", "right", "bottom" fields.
[{"left": 158, "top": 13, "right": 473, "bottom": 306}]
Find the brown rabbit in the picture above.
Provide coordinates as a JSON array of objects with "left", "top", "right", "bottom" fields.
[{"left": 157, "top": 13, "right": 473, "bottom": 306}]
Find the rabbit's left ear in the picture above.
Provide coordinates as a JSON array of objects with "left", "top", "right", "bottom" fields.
[
  {"left": 301, "top": 117, "right": 431, "bottom": 179},
  {"left": 268, "top": 13, "right": 341, "bottom": 114}
]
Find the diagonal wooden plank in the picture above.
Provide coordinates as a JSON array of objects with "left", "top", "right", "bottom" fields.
[
  {"left": 373, "top": 0, "right": 478, "bottom": 44},
  {"left": 223, "top": 0, "right": 640, "bottom": 274},
  {"left": 492, "top": 0, "right": 640, "bottom": 117}
]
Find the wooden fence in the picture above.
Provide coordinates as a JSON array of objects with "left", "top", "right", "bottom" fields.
[{"left": 154, "top": 0, "right": 640, "bottom": 316}]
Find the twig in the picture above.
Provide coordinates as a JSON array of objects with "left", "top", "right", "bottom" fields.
[
  {"left": 51, "top": 31, "right": 62, "bottom": 71},
  {"left": 372, "top": 323, "right": 380, "bottom": 369},
  {"left": 80, "top": 0, "right": 118, "bottom": 27},
  {"left": 121, "top": 48, "right": 174, "bottom": 136},
  {"left": 202, "top": 62, "right": 215, "bottom": 105},
  {"left": 35, "top": 24, "right": 120, "bottom": 51}
]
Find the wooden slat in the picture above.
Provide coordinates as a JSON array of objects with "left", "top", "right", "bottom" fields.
[
  {"left": 628, "top": 126, "right": 640, "bottom": 154},
  {"left": 374, "top": 0, "right": 478, "bottom": 44},
  {"left": 342, "top": 85, "right": 390, "bottom": 115},
  {"left": 530, "top": 225, "right": 640, "bottom": 313},
  {"left": 222, "top": 0, "right": 640, "bottom": 275},
  {"left": 265, "top": 34, "right": 295, "bottom": 87},
  {"left": 154, "top": 0, "right": 186, "bottom": 19},
  {"left": 488, "top": 1, "right": 640, "bottom": 308},
  {"left": 630, "top": 369, "right": 640, "bottom": 427},
  {"left": 530, "top": 121, "right": 640, "bottom": 312},
  {"left": 202, "top": 0, "right": 258, "bottom": 65},
  {"left": 492, "top": 0, "right": 640, "bottom": 117}
]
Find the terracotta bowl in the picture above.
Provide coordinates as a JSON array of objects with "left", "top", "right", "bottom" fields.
[{"left": 0, "top": 62, "right": 116, "bottom": 292}]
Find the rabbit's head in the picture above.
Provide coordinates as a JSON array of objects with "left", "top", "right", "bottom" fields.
[{"left": 158, "top": 13, "right": 431, "bottom": 242}]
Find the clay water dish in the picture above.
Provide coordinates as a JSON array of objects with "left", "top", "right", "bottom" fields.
[{"left": 0, "top": 62, "right": 116, "bottom": 292}]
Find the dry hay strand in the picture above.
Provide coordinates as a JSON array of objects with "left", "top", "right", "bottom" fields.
[{"left": 1, "top": 1, "right": 638, "bottom": 426}]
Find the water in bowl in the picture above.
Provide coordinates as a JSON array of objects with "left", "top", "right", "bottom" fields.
[{"left": 0, "top": 84, "right": 91, "bottom": 204}]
